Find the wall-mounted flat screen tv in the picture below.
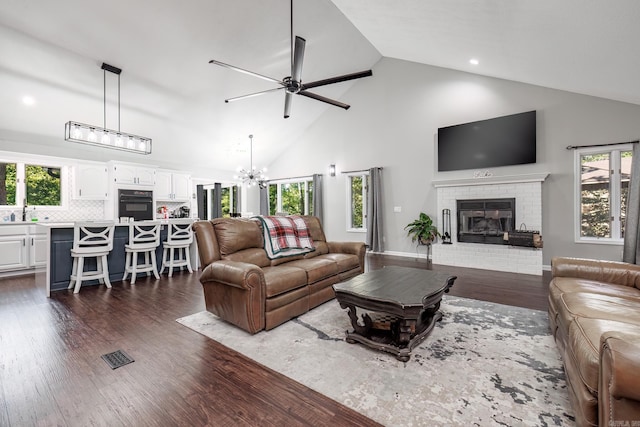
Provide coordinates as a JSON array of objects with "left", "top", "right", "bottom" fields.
[{"left": 437, "top": 110, "right": 536, "bottom": 172}]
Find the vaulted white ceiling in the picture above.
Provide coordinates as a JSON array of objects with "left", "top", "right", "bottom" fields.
[
  {"left": 1, "top": 0, "right": 638, "bottom": 175},
  {"left": 331, "top": 0, "right": 640, "bottom": 106}
]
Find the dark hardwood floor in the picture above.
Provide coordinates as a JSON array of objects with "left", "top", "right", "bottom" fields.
[{"left": 0, "top": 255, "right": 550, "bottom": 426}]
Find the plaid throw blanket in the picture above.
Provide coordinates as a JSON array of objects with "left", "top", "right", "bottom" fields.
[{"left": 254, "top": 215, "right": 315, "bottom": 259}]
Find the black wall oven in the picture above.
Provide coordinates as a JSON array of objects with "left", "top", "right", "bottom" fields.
[{"left": 118, "top": 189, "right": 153, "bottom": 221}]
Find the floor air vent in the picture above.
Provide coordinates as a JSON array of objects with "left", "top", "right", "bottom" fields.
[{"left": 101, "top": 350, "right": 134, "bottom": 369}]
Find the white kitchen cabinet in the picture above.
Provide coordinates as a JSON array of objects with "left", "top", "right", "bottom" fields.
[
  {"left": 73, "top": 163, "right": 108, "bottom": 200},
  {"left": 155, "top": 170, "right": 191, "bottom": 201},
  {"left": 0, "top": 225, "right": 29, "bottom": 272},
  {"left": 112, "top": 163, "right": 155, "bottom": 186},
  {"left": 28, "top": 225, "right": 47, "bottom": 268}
]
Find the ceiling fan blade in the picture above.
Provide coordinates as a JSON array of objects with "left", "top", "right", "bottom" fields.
[
  {"left": 292, "top": 36, "right": 306, "bottom": 82},
  {"left": 225, "top": 87, "right": 285, "bottom": 103},
  {"left": 284, "top": 93, "right": 293, "bottom": 118},
  {"left": 301, "top": 70, "right": 373, "bottom": 90},
  {"left": 298, "top": 91, "right": 350, "bottom": 110},
  {"left": 209, "top": 59, "right": 283, "bottom": 85}
]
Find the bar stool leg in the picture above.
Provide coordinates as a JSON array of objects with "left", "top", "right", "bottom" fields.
[
  {"left": 130, "top": 252, "right": 138, "bottom": 284},
  {"left": 74, "top": 257, "right": 85, "bottom": 294},
  {"left": 69, "top": 257, "right": 78, "bottom": 289},
  {"left": 185, "top": 247, "right": 193, "bottom": 274},
  {"left": 123, "top": 252, "right": 131, "bottom": 281},
  {"left": 102, "top": 255, "right": 112, "bottom": 288},
  {"left": 96, "top": 257, "right": 105, "bottom": 285},
  {"left": 151, "top": 250, "right": 160, "bottom": 280},
  {"left": 160, "top": 247, "right": 168, "bottom": 275},
  {"left": 168, "top": 247, "right": 176, "bottom": 277}
]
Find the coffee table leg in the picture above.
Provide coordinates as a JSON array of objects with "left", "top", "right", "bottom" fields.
[
  {"left": 397, "top": 319, "right": 416, "bottom": 347},
  {"left": 344, "top": 304, "right": 371, "bottom": 337}
]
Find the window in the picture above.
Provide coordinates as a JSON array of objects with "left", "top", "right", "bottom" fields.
[
  {"left": 206, "top": 184, "right": 238, "bottom": 218},
  {"left": 268, "top": 178, "right": 313, "bottom": 216},
  {"left": 220, "top": 185, "right": 239, "bottom": 217},
  {"left": 1, "top": 161, "right": 62, "bottom": 207},
  {"left": 576, "top": 146, "right": 632, "bottom": 243},
  {"left": 347, "top": 172, "right": 368, "bottom": 232}
]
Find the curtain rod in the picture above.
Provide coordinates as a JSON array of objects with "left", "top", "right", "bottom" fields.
[
  {"left": 566, "top": 140, "right": 639, "bottom": 150},
  {"left": 340, "top": 167, "right": 383, "bottom": 174},
  {"left": 268, "top": 174, "right": 314, "bottom": 183}
]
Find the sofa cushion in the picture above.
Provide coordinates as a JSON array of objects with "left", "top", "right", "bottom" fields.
[
  {"left": 316, "top": 253, "right": 360, "bottom": 273},
  {"left": 302, "top": 216, "right": 327, "bottom": 242},
  {"left": 285, "top": 258, "right": 339, "bottom": 283},
  {"left": 304, "top": 241, "right": 329, "bottom": 259},
  {"left": 214, "top": 218, "right": 263, "bottom": 256},
  {"left": 558, "top": 292, "right": 640, "bottom": 327},
  {"left": 262, "top": 265, "right": 308, "bottom": 298},
  {"left": 551, "top": 277, "right": 640, "bottom": 300},
  {"left": 567, "top": 318, "right": 640, "bottom": 394},
  {"left": 223, "top": 248, "right": 270, "bottom": 268}
]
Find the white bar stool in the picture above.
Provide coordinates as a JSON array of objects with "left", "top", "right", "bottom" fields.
[
  {"left": 160, "top": 220, "right": 194, "bottom": 277},
  {"left": 123, "top": 221, "right": 162, "bottom": 284},
  {"left": 68, "top": 221, "right": 115, "bottom": 294}
]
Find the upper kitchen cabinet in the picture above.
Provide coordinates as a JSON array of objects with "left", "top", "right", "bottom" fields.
[
  {"left": 155, "top": 170, "right": 191, "bottom": 201},
  {"left": 72, "top": 163, "right": 108, "bottom": 200},
  {"left": 111, "top": 162, "right": 155, "bottom": 186}
]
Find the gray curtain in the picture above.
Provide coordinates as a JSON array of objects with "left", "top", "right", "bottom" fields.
[
  {"left": 259, "top": 185, "right": 269, "bottom": 216},
  {"left": 312, "top": 174, "right": 323, "bottom": 224},
  {"left": 235, "top": 185, "right": 241, "bottom": 214},
  {"left": 211, "top": 182, "right": 222, "bottom": 218},
  {"left": 366, "top": 167, "right": 384, "bottom": 252},
  {"left": 623, "top": 143, "right": 640, "bottom": 263}
]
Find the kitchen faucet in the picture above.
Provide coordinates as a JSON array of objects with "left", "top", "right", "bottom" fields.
[{"left": 22, "top": 200, "right": 27, "bottom": 221}]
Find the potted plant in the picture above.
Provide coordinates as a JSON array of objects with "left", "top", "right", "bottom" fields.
[{"left": 405, "top": 212, "right": 441, "bottom": 245}]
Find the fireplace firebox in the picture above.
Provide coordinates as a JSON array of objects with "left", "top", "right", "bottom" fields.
[{"left": 457, "top": 198, "right": 515, "bottom": 245}]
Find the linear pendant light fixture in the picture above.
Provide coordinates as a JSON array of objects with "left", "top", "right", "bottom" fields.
[{"left": 65, "top": 63, "right": 152, "bottom": 155}]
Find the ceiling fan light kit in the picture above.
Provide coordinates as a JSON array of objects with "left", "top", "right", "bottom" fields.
[
  {"left": 209, "top": 0, "right": 372, "bottom": 118},
  {"left": 65, "top": 63, "right": 152, "bottom": 155}
]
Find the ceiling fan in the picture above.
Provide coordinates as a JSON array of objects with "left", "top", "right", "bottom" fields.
[{"left": 208, "top": 0, "right": 373, "bottom": 119}]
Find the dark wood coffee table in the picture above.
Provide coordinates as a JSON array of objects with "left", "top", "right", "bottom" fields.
[{"left": 333, "top": 266, "right": 457, "bottom": 362}]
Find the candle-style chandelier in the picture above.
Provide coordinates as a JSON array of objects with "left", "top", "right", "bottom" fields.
[{"left": 234, "top": 134, "right": 268, "bottom": 187}]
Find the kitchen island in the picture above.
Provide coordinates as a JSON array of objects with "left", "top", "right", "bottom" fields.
[{"left": 36, "top": 220, "right": 198, "bottom": 297}]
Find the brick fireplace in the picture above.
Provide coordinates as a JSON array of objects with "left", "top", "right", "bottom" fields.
[{"left": 432, "top": 173, "right": 548, "bottom": 275}]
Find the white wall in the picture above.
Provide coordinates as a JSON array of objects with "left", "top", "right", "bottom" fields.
[{"left": 266, "top": 57, "right": 640, "bottom": 267}]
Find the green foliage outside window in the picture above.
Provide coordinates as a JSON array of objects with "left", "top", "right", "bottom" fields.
[
  {"left": 0, "top": 163, "right": 17, "bottom": 205},
  {"left": 26, "top": 165, "right": 60, "bottom": 206},
  {"left": 350, "top": 176, "right": 363, "bottom": 228},
  {"left": 281, "top": 183, "right": 304, "bottom": 215},
  {"left": 268, "top": 180, "right": 313, "bottom": 216},
  {"left": 0, "top": 163, "right": 61, "bottom": 206},
  {"left": 221, "top": 187, "right": 230, "bottom": 217},
  {"left": 580, "top": 150, "right": 631, "bottom": 239}
]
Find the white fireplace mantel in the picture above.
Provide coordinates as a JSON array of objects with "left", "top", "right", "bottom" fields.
[{"left": 432, "top": 173, "right": 549, "bottom": 188}]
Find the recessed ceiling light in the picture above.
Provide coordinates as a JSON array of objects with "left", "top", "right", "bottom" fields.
[
  {"left": 22, "top": 96, "right": 36, "bottom": 106},
  {"left": 469, "top": 58, "right": 479, "bottom": 66}
]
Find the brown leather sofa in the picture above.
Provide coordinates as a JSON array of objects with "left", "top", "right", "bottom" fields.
[
  {"left": 549, "top": 257, "right": 640, "bottom": 426},
  {"left": 192, "top": 216, "right": 366, "bottom": 334}
]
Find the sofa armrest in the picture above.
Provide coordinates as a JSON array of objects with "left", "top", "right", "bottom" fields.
[
  {"left": 551, "top": 256, "right": 640, "bottom": 288},
  {"left": 327, "top": 241, "right": 366, "bottom": 256},
  {"left": 327, "top": 241, "right": 366, "bottom": 273},
  {"left": 199, "top": 260, "right": 266, "bottom": 334},
  {"left": 599, "top": 331, "right": 640, "bottom": 426}
]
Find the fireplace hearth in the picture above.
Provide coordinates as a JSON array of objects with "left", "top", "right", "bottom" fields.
[{"left": 457, "top": 198, "right": 515, "bottom": 245}]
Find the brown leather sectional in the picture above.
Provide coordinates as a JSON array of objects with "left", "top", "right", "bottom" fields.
[
  {"left": 192, "top": 216, "right": 366, "bottom": 334},
  {"left": 549, "top": 257, "right": 640, "bottom": 426}
]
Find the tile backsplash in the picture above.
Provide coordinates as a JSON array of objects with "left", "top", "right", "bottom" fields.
[{"left": 0, "top": 199, "right": 105, "bottom": 223}]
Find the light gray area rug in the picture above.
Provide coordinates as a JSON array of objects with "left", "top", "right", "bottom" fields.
[{"left": 177, "top": 296, "right": 574, "bottom": 426}]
